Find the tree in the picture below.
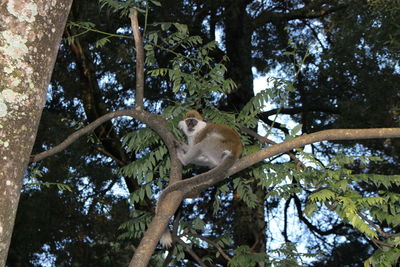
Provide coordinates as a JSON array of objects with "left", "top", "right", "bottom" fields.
[
  {"left": 0, "top": 1, "right": 73, "bottom": 265},
  {"left": 6, "top": 0, "right": 400, "bottom": 266}
]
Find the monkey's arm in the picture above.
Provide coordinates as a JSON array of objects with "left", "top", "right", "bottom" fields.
[{"left": 176, "top": 141, "right": 213, "bottom": 167}]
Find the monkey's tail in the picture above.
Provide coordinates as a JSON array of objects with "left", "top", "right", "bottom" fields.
[
  {"left": 156, "top": 154, "right": 236, "bottom": 247},
  {"left": 159, "top": 230, "right": 173, "bottom": 248},
  {"left": 158, "top": 204, "right": 181, "bottom": 248}
]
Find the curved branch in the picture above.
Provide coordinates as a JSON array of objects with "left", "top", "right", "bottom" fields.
[
  {"left": 229, "top": 128, "right": 400, "bottom": 176},
  {"left": 293, "top": 194, "right": 346, "bottom": 236},
  {"left": 30, "top": 109, "right": 182, "bottom": 182}
]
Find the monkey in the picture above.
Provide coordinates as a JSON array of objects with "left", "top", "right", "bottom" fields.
[
  {"left": 157, "top": 110, "right": 242, "bottom": 247},
  {"left": 175, "top": 110, "right": 242, "bottom": 168}
]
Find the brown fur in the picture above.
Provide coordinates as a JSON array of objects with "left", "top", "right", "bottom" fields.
[
  {"left": 184, "top": 110, "right": 204, "bottom": 120},
  {"left": 194, "top": 123, "right": 243, "bottom": 159}
]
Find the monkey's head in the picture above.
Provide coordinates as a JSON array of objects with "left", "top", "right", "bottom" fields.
[{"left": 179, "top": 110, "right": 207, "bottom": 138}]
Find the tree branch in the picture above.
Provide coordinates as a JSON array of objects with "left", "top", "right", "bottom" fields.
[
  {"left": 130, "top": 8, "right": 145, "bottom": 110},
  {"left": 358, "top": 212, "right": 394, "bottom": 239},
  {"left": 283, "top": 196, "right": 292, "bottom": 242},
  {"left": 176, "top": 237, "right": 209, "bottom": 267},
  {"left": 94, "top": 145, "right": 126, "bottom": 166},
  {"left": 293, "top": 194, "right": 347, "bottom": 236},
  {"left": 30, "top": 109, "right": 181, "bottom": 181},
  {"left": 371, "top": 238, "right": 396, "bottom": 248},
  {"left": 130, "top": 189, "right": 184, "bottom": 267},
  {"left": 229, "top": 128, "right": 400, "bottom": 176},
  {"left": 252, "top": 2, "right": 348, "bottom": 29},
  {"left": 185, "top": 233, "right": 232, "bottom": 262},
  {"left": 241, "top": 127, "right": 305, "bottom": 168}
]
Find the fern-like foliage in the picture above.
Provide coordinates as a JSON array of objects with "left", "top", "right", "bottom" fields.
[
  {"left": 98, "top": 3, "right": 399, "bottom": 266},
  {"left": 118, "top": 210, "right": 153, "bottom": 240},
  {"left": 232, "top": 177, "right": 258, "bottom": 209},
  {"left": 229, "top": 246, "right": 266, "bottom": 267},
  {"left": 301, "top": 153, "right": 400, "bottom": 265}
]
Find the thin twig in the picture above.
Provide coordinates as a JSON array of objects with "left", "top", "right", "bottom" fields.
[
  {"left": 94, "top": 145, "right": 126, "bottom": 165},
  {"left": 372, "top": 238, "right": 396, "bottom": 248},
  {"left": 68, "top": 21, "right": 133, "bottom": 39},
  {"left": 358, "top": 212, "right": 394, "bottom": 238},
  {"left": 185, "top": 233, "right": 232, "bottom": 261},
  {"left": 176, "top": 238, "right": 209, "bottom": 267}
]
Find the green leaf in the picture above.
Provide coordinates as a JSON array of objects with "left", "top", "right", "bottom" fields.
[
  {"left": 308, "top": 189, "right": 336, "bottom": 202},
  {"left": 161, "top": 22, "right": 171, "bottom": 31},
  {"left": 192, "top": 217, "right": 206, "bottom": 230},
  {"left": 290, "top": 124, "right": 302, "bottom": 136},
  {"left": 145, "top": 184, "right": 152, "bottom": 198},
  {"left": 150, "top": 0, "right": 161, "bottom": 7},
  {"left": 304, "top": 202, "right": 318, "bottom": 218},
  {"left": 174, "top": 23, "right": 188, "bottom": 33},
  {"left": 95, "top": 37, "right": 111, "bottom": 48}
]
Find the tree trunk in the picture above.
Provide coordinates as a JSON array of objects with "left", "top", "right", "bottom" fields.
[
  {"left": 223, "top": 1, "right": 267, "bottom": 254},
  {"left": 224, "top": 1, "right": 254, "bottom": 108},
  {"left": 0, "top": 1, "right": 72, "bottom": 264}
]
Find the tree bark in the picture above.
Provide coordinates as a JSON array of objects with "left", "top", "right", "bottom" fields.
[{"left": 0, "top": 1, "right": 72, "bottom": 264}]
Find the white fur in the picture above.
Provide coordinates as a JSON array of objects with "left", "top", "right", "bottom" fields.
[
  {"left": 177, "top": 118, "right": 233, "bottom": 168},
  {"left": 179, "top": 119, "right": 207, "bottom": 145},
  {"left": 159, "top": 230, "right": 173, "bottom": 248}
]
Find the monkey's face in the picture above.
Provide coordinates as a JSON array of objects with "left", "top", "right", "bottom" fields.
[
  {"left": 179, "top": 117, "right": 207, "bottom": 138},
  {"left": 185, "top": 118, "right": 199, "bottom": 131}
]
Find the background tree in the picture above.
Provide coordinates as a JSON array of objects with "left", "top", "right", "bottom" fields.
[{"left": 6, "top": 0, "right": 400, "bottom": 266}]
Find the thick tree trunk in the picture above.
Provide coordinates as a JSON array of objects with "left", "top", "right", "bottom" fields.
[
  {"left": 224, "top": 1, "right": 254, "bottom": 108},
  {"left": 223, "top": 1, "right": 267, "bottom": 254},
  {"left": 0, "top": 1, "right": 72, "bottom": 264}
]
